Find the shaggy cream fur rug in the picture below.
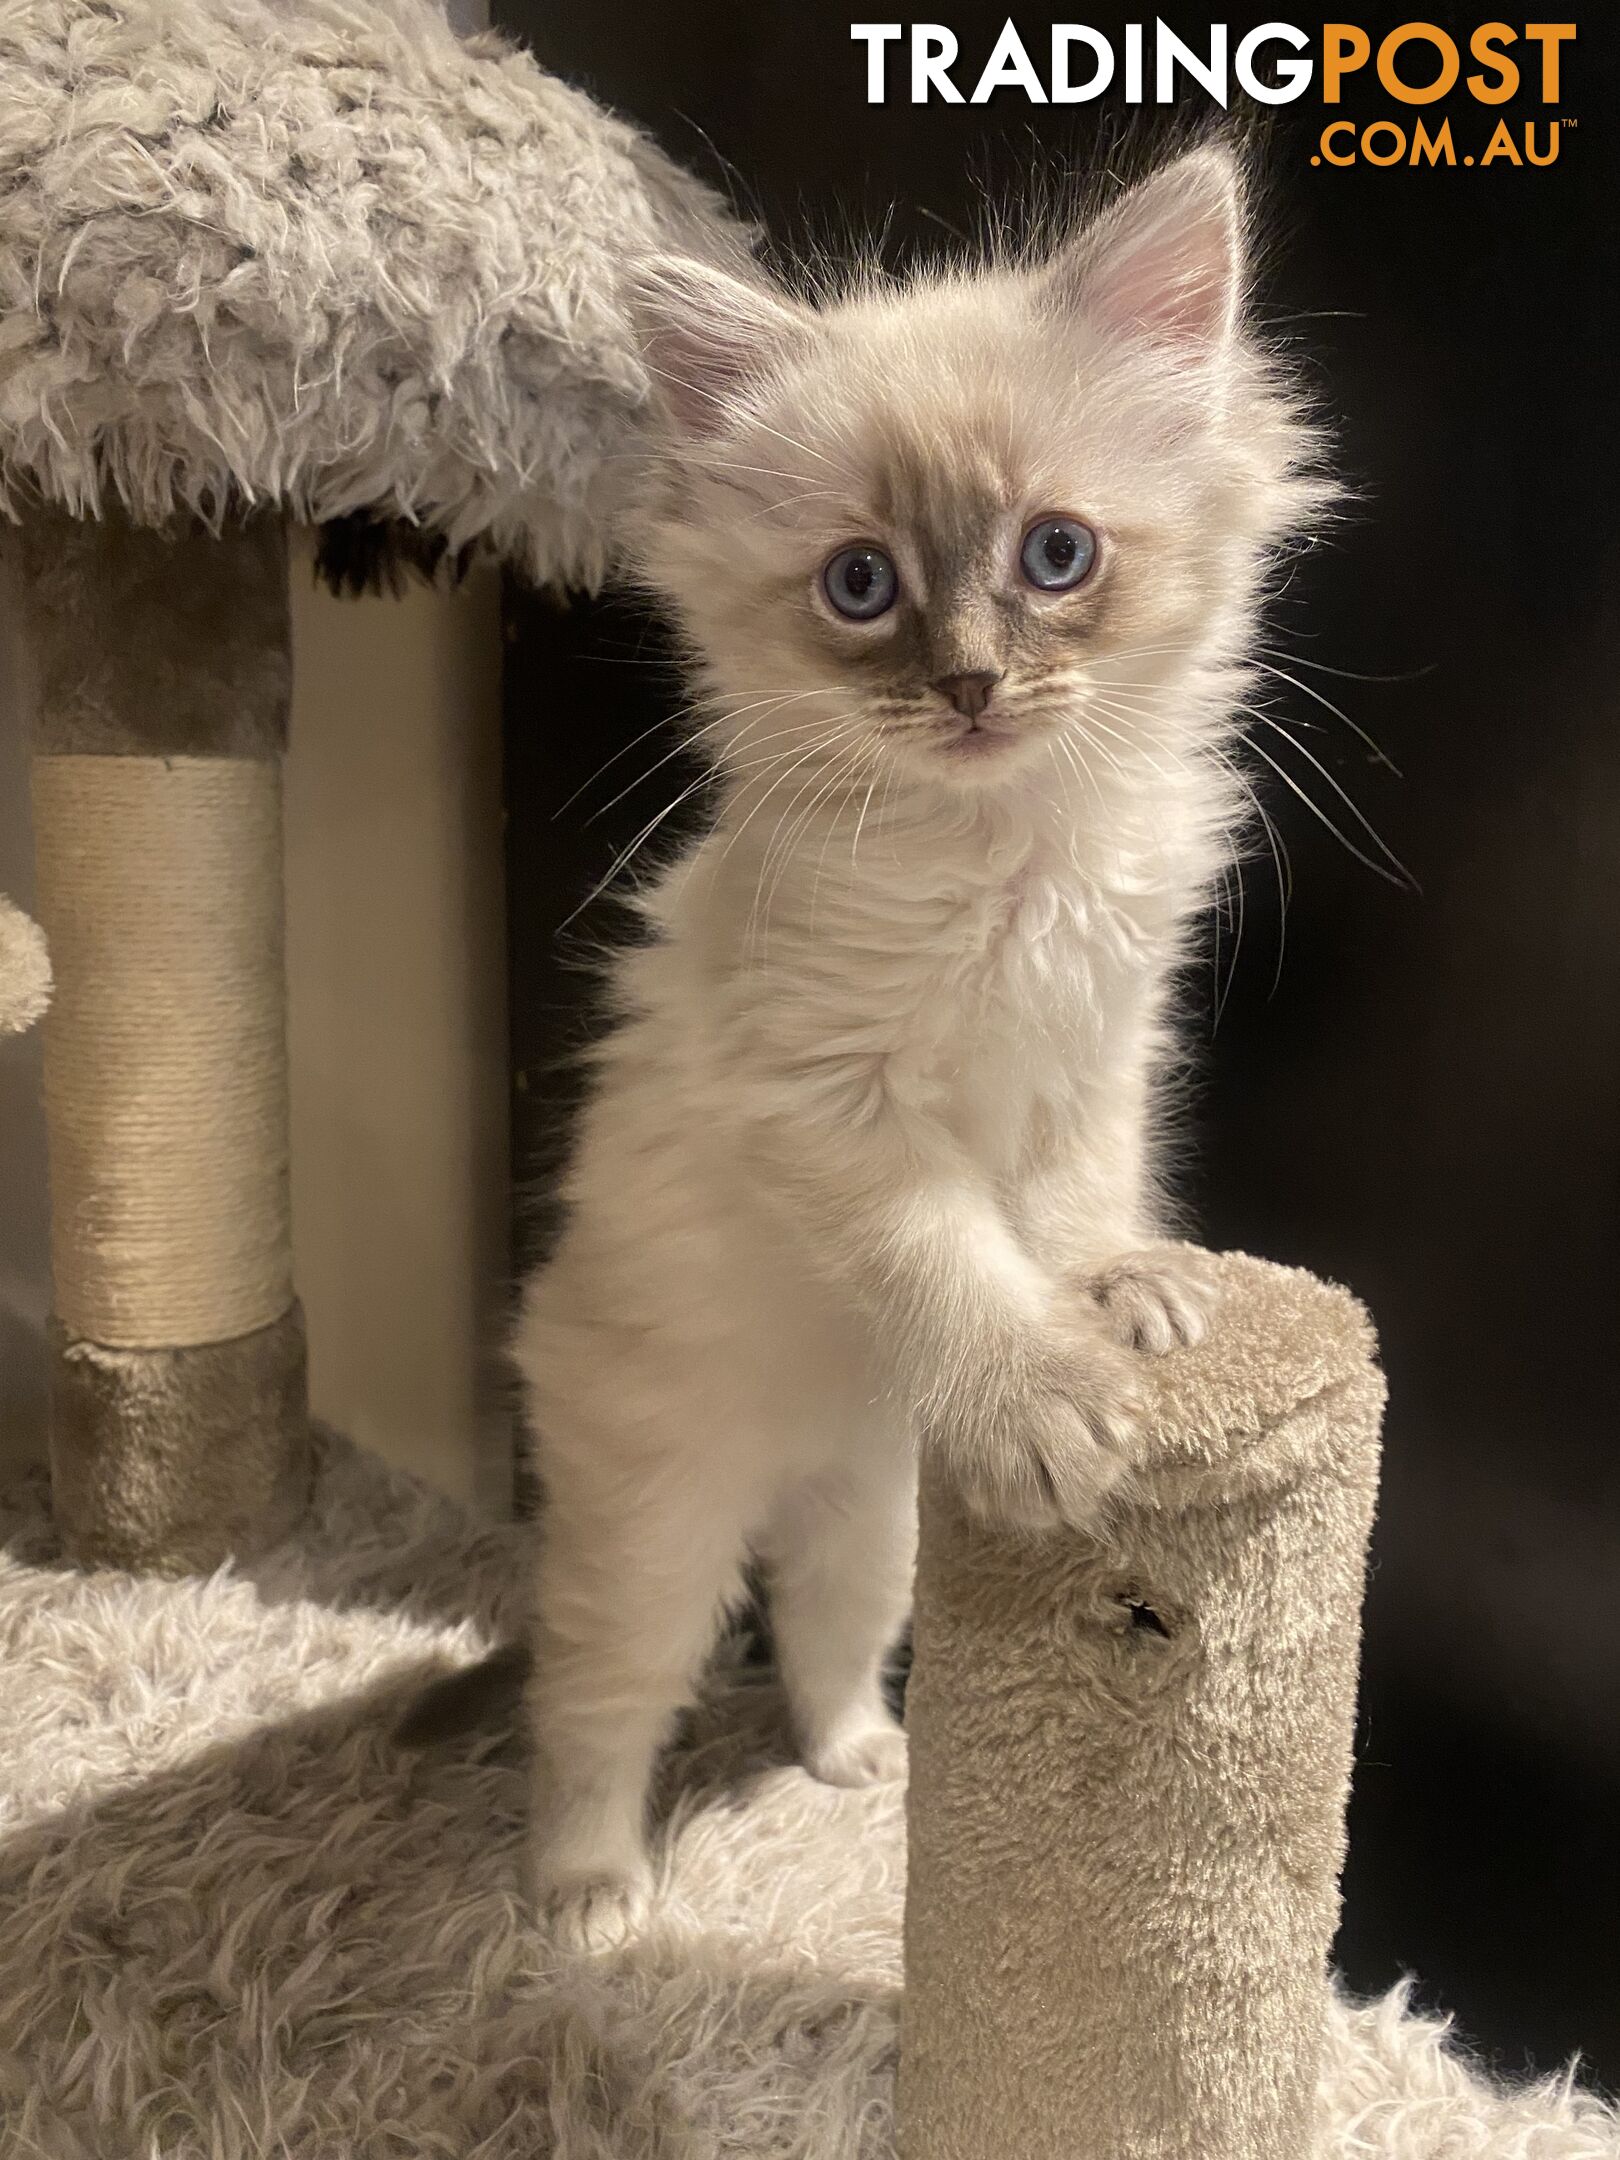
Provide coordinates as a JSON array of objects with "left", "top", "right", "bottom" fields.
[{"left": 1, "top": 1432, "right": 1614, "bottom": 2158}]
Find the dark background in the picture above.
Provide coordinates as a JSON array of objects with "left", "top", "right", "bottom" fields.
[{"left": 495, "top": 0, "right": 1619, "bottom": 2084}]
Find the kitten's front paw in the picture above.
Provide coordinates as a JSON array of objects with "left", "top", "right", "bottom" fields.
[
  {"left": 535, "top": 1860, "right": 655, "bottom": 1955},
  {"left": 804, "top": 1716, "right": 908, "bottom": 1789},
  {"left": 1086, "top": 1246, "right": 1218, "bottom": 1357},
  {"left": 942, "top": 1347, "right": 1144, "bottom": 1536}
]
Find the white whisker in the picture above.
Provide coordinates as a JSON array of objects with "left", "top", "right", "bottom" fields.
[
  {"left": 753, "top": 730, "right": 869, "bottom": 932},
  {"left": 564, "top": 721, "right": 858, "bottom": 928},
  {"left": 719, "top": 715, "right": 866, "bottom": 884},
  {"left": 1211, "top": 746, "right": 1293, "bottom": 998},
  {"left": 849, "top": 774, "right": 879, "bottom": 873},
  {"left": 585, "top": 695, "right": 843, "bottom": 828},
  {"left": 1237, "top": 727, "right": 1415, "bottom": 891},
  {"left": 1250, "top": 655, "right": 1404, "bottom": 775},
  {"left": 1214, "top": 837, "right": 1245, "bottom": 1031},
  {"left": 1237, "top": 708, "right": 1416, "bottom": 889},
  {"left": 553, "top": 685, "right": 834, "bottom": 819}
]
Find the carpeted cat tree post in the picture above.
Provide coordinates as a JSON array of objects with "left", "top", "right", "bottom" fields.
[
  {"left": 901, "top": 1251, "right": 1386, "bottom": 2160},
  {"left": 0, "top": 0, "right": 743, "bottom": 1570}
]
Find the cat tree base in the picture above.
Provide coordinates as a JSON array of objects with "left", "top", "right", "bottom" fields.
[{"left": 48, "top": 1310, "right": 310, "bottom": 1574}]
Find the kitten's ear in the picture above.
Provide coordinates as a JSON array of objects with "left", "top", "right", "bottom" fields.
[
  {"left": 627, "top": 256, "right": 812, "bottom": 437},
  {"left": 1046, "top": 149, "right": 1244, "bottom": 358}
]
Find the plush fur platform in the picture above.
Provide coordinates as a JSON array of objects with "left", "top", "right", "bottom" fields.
[
  {"left": 1, "top": 1433, "right": 1613, "bottom": 2158},
  {"left": 0, "top": 0, "right": 741, "bottom": 584}
]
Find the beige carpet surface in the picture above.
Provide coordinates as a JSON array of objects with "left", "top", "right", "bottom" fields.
[{"left": 1, "top": 1432, "right": 1614, "bottom": 2158}]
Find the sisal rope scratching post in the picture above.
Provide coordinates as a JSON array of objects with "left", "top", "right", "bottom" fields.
[
  {"left": 13, "top": 509, "right": 308, "bottom": 1570},
  {"left": 900, "top": 1251, "right": 1385, "bottom": 2160}
]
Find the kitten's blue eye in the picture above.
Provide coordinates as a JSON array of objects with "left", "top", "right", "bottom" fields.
[
  {"left": 1020, "top": 516, "right": 1097, "bottom": 593},
  {"left": 823, "top": 544, "right": 898, "bottom": 621}
]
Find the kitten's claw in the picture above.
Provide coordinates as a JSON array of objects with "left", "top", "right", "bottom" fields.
[
  {"left": 1089, "top": 1247, "right": 1218, "bottom": 1356},
  {"left": 805, "top": 1718, "right": 908, "bottom": 1789},
  {"left": 537, "top": 1864, "right": 654, "bottom": 1954},
  {"left": 945, "top": 1348, "right": 1146, "bottom": 1536}
]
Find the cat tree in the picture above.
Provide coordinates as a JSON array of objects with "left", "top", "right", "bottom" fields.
[
  {"left": 2, "top": 6, "right": 1600, "bottom": 2155},
  {"left": 0, "top": 0, "right": 744, "bottom": 1570}
]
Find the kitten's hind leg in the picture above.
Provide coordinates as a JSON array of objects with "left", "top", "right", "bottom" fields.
[
  {"left": 527, "top": 1435, "right": 756, "bottom": 1952},
  {"left": 765, "top": 1438, "right": 917, "bottom": 1789}
]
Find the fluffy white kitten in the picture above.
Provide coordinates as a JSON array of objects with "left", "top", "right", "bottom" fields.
[{"left": 514, "top": 147, "right": 1321, "bottom": 1948}]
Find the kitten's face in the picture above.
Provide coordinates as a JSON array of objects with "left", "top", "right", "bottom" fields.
[
  {"left": 662, "top": 340, "right": 1175, "bottom": 796},
  {"left": 633, "top": 153, "right": 1307, "bottom": 803}
]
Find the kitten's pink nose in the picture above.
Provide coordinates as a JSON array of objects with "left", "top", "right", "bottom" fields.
[{"left": 932, "top": 670, "right": 1002, "bottom": 721}]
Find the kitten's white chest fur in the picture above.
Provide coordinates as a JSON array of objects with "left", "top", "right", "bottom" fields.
[
  {"left": 908, "top": 869, "right": 1083, "bottom": 1166},
  {"left": 867, "top": 845, "right": 1172, "bottom": 1186}
]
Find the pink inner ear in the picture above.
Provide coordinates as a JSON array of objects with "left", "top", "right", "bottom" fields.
[
  {"left": 1095, "top": 214, "right": 1236, "bottom": 349},
  {"left": 1071, "top": 161, "right": 1243, "bottom": 356},
  {"left": 645, "top": 318, "right": 757, "bottom": 437},
  {"left": 632, "top": 261, "right": 808, "bottom": 439}
]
